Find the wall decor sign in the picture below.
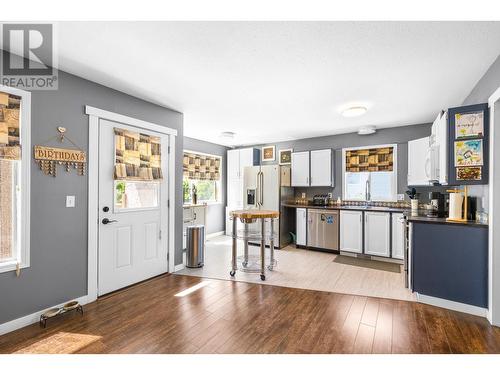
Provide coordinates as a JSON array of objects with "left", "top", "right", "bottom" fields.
[
  {"left": 114, "top": 127, "right": 162, "bottom": 181},
  {"left": 34, "top": 127, "right": 87, "bottom": 177},
  {"left": 279, "top": 148, "right": 292, "bottom": 165},
  {"left": 454, "top": 139, "right": 483, "bottom": 167},
  {"left": 455, "top": 111, "right": 484, "bottom": 139},
  {"left": 262, "top": 145, "right": 275, "bottom": 162}
]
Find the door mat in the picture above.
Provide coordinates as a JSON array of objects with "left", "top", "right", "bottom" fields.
[{"left": 333, "top": 255, "right": 401, "bottom": 273}]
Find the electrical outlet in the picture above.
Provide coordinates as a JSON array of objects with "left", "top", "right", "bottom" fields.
[
  {"left": 66, "top": 195, "right": 75, "bottom": 207},
  {"left": 397, "top": 194, "right": 405, "bottom": 201},
  {"left": 301, "top": 192, "right": 306, "bottom": 199}
]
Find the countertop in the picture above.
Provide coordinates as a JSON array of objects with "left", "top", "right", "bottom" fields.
[
  {"left": 281, "top": 202, "right": 406, "bottom": 213},
  {"left": 183, "top": 203, "right": 208, "bottom": 208},
  {"left": 404, "top": 211, "right": 488, "bottom": 228}
]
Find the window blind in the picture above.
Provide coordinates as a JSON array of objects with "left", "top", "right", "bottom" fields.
[
  {"left": 114, "top": 127, "right": 162, "bottom": 181},
  {"left": 0, "top": 92, "right": 21, "bottom": 161},
  {"left": 183, "top": 152, "right": 220, "bottom": 181},
  {"left": 345, "top": 146, "right": 394, "bottom": 172}
]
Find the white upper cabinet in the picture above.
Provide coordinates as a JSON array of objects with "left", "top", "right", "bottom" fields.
[
  {"left": 227, "top": 149, "right": 240, "bottom": 180},
  {"left": 310, "top": 149, "right": 334, "bottom": 187},
  {"left": 407, "top": 136, "right": 431, "bottom": 186},
  {"left": 364, "top": 211, "right": 390, "bottom": 257},
  {"left": 227, "top": 148, "right": 259, "bottom": 208},
  {"left": 291, "top": 151, "right": 310, "bottom": 187}
]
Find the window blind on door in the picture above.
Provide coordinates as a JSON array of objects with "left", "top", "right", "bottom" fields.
[
  {"left": 114, "top": 127, "right": 162, "bottom": 180},
  {"left": 183, "top": 152, "right": 220, "bottom": 180},
  {"left": 345, "top": 146, "right": 394, "bottom": 172}
]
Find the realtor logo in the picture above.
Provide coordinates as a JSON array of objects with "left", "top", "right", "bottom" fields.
[{"left": 0, "top": 23, "right": 58, "bottom": 90}]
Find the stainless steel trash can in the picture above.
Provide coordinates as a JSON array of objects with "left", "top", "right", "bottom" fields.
[{"left": 186, "top": 224, "right": 205, "bottom": 268}]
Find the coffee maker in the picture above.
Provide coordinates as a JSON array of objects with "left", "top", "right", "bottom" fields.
[{"left": 427, "top": 192, "right": 445, "bottom": 218}]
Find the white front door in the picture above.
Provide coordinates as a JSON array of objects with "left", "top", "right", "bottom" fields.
[{"left": 98, "top": 119, "right": 169, "bottom": 296}]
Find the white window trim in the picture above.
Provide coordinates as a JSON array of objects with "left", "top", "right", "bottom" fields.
[
  {"left": 0, "top": 85, "right": 31, "bottom": 274},
  {"left": 341, "top": 143, "right": 398, "bottom": 202},
  {"left": 183, "top": 149, "right": 223, "bottom": 205}
]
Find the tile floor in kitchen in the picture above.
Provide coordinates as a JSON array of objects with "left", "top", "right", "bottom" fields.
[{"left": 176, "top": 235, "right": 415, "bottom": 301}]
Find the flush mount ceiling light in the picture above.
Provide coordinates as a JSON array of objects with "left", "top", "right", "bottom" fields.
[
  {"left": 220, "top": 131, "right": 235, "bottom": 139},
  {"left": 357, "top": 126, "right": 376, "bottom": 135},
  {"left": 341, "top": 106, "right": 368, "bottom": 118}
]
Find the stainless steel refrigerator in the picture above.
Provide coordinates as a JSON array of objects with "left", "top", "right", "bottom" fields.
[{"left": 243, "top": 165, "right": 293, "bottom": 248}]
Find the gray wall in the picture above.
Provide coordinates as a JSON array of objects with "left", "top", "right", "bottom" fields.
[
  {"left": 463, "top": 54, "right": 500, "bottom": 105},
  {"left": 0, "top": 65, "right": 184, "bottom": 324},
  {"left": 241, "top": 124, "right": 432, "bottom": 199},
  {"left": 461, "top": 53, "right": 500, "bottom": 212},
  {"left": 183, "top": 137, "right": 229, "bottom": 234}
]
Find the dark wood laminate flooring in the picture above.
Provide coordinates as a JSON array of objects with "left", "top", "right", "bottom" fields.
[{"left": 1, "top": 274, "right": 499, "bottom": 354}]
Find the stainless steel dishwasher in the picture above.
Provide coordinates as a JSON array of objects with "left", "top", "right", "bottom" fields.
[{"left": 307, "top": 209, "right": 339, "bottom": 251}]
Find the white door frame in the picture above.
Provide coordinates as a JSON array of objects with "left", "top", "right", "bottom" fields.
[
  {"left": 488, "top": 87, "right": 500, "bottom": 326},
  {"left": 85, "top": 106, "right": 177, "bottom": 303}
]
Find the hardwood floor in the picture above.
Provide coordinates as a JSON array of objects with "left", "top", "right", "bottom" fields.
[{"left": 1, "top": 274, "right": 499, "bottom": 354}]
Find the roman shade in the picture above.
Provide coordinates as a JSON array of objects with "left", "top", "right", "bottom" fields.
[
  {"left": 0, "top": 92, "right": 21, "bottom": 161},
  {"left": 114, "top": 127, "right": 162, "bottom": 180},
  {"left": 345, "top": 146, "right": 394, "bottom": 172},
  {"left": 183, "top": 152, "right": 221, "bottom": 180}
]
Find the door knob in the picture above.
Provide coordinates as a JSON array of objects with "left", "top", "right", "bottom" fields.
[{"left": 102, "top": 218, "right": 118, "bottom": 224}]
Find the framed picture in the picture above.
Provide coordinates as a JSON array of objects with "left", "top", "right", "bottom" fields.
[
  {"left": 454, "top": 139, "right": 483, "bottom": 167},
  {"left": 455, "top": 111, "right": 484, "bottom": 139},
  {"left": 456, "top": 166, "right": 482, "bottom": 181},
  {"left": 262, "top": 145, "right": 275, "bottom": 162},
  {"left": 279, "top": 148, "right": 292, "bottom": 165}
]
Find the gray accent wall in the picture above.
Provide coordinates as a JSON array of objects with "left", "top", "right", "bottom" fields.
[
  {"left": 463, "top": 54, "right": 500, "bottom": 105},
  {"left": 0, "top": 65, "right": 183, "bottom": 325},
  {"left": 461, "top": 53, "right": 500, "bottom": 212},
  {"left": 241, "top": 124, "right": 432, "bottom": 199},
  {"left": 183, "top": 137, "right": 229, "bottom": 234}
]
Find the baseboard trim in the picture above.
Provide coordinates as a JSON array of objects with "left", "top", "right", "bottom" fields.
[
  {"left": 0, "top": 295, "right": 89, "bottom": 336},
  {"left": 174, "top": 264, "right": 185, "bottom": 272},
  {"left": 416, "top": 293, "right": 488, "bottom": 318},
  {"left": 207, "top": 231, "right": 224, "bottom": 239}
]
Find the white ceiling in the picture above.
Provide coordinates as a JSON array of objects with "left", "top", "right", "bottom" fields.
[{"left": 54, "top": 22, "right": 500, "bottom": 146}]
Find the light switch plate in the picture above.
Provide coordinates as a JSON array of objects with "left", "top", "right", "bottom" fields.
[
  {"left": 66, "top": 195, "right": 75, "bottom": 207},
  {"left": 397, "top": 194, "right": 405, "bottom": 201}
]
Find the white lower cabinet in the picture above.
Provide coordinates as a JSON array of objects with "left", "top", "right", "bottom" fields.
[
  {"left": 296, "top": 208, "right": 307, "bottom": 246},
  {"left": 391, "top": 213, "right": 404, "bottom": 259},
  {"left": 340, "top": 210, "right": 363, "bottom": 253},
  {"left": 364, "top": 211, "right": 390, "bottom": 257}
]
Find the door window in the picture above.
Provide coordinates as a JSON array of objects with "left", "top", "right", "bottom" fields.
[{"left": 114, "top": 181, "right": 159, "bottom": 210}]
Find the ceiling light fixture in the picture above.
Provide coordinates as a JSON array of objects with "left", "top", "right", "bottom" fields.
[
  {"left": 341, "top": 106, "right": 368, "bottom": 118},
  {"left": 358, "top": 126, "right": 376, "bottom": 135},
  {"left": 220, "top": 131, "right": 235, "bottom": 139}
]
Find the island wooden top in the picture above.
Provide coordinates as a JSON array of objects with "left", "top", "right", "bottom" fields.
[{"left": 230, "top": 209, "right": 280, "bottom": 219}]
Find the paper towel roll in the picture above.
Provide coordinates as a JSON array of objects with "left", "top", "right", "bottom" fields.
[{"left": 449, "top": 193, "right": 464, "bottom": 220}]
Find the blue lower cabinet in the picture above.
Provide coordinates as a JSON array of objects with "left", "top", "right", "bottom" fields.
[{"left": 412, "top": 222, "right": 488, "bottom": 308}]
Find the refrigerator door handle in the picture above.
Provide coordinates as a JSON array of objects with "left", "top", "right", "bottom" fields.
[
  {"left": 259, "top": 171, "right": 264, "bottom": 206},
  {"left": 255, "top": 171, "right": 261, "bottom": 208}
]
